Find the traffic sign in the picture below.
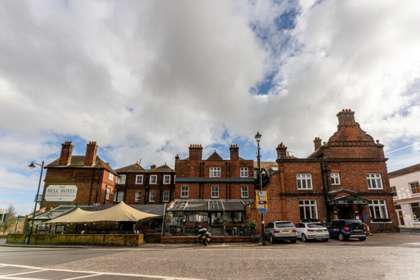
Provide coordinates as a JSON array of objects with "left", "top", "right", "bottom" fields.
[{"left": 256, "top": 191, "right": 268, "bottom": 210}]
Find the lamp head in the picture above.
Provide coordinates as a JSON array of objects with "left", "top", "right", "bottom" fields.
[
  {"left": 28, "top": 162, "right": 37, "bottom": 168},
  {"left": 255, "top": 131, "right": 262, "bottom": 142}
]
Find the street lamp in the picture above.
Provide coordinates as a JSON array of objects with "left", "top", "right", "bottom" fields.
[
  {"left": 27, "top": 160, "right": 45, "bottom": 244},
  {"left": 255, "top": 132, "right": 265, "bottom": 245}
]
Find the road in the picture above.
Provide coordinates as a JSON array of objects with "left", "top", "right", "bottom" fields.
[{"left": 0, "top": 233, "right": 419, "bottom": 280}]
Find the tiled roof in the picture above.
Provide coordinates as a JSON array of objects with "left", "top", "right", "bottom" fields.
[
  {"left": 115, "top": 162, "right": 145, "bottom": 173},
  {"left": 207, "top": 151, "right": 223, "bottom": 161},
  {"left": 46, "top": 156, "right": 116, "bottom": 174},
  {"left": 389, "top": 163, "right": 420, "bottom": 178},
  {"left": 150, "top": 164, "right": 174, "bottom": 173}
]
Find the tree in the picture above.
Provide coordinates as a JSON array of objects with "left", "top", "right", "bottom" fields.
[{"left": 0, "top": 205, "right": 17, "bottom": 234}]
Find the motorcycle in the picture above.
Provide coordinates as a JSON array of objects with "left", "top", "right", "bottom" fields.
[{"left": 197, "top": 226, "right": 211, "bottom": 246}]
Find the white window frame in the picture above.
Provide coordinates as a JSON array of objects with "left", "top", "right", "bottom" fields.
[
  {"left": 148, "top": 191, "right": 156, "bottom": 202},
  {"left": 240, "top": 167, "right": 249, "bottom": 178},
  {"left": 115, "top": 191, "right": 124, "bottom": 202},
  {"left": 105, "top": 187, "right": 110, "bottom": 200},
  {"left": 409, "top": 181, "right": 420, "bottom": 194},
  {"left": 135, "top": 175, "right": 143, "bottom": 184},
  {"left": 134, "top": 191, "right": 142, "bottom": 203},
  {"left": 367, "top": 173, "right": 383, "bottom": 190},
  {"left": 330, "top": 172, "right": 341, "bottom": 185},
  {"left": 241, "top": 185, "right": 249, "bottom": 199},
  {"left": 180, "top": 185, "right": 189, "bottom": 198},
  {"left": 117, "top": 174, "right": 126, "bottom": 185},
  {"left": 299, "top": 200, "right": 318, "bottom": 220},
  {"left": 296, "top": 173, "right": 313, "bottom": 190},
  {"left": 149, "top": 175, "right": 158, "bottom": 184},
  {"left": 108, "top": 172, "right": 114, "bottom": 181},
  {"left": 162, "top": 190, "right": 170, "bottom": 202},
  {"left": 211, "top": 185, "right": 219, "bottom": 199},
  {"left": 369, "top": 200, "right": 389, "bottom": 219},
  {"left": 209, "top": 167, "right": 221, "bottom": 178},
  {"left": 163, "top": 175, "right": 171, "bottom": 185}
]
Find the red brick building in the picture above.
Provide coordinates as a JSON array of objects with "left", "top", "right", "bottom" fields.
[
  {"left": 114, "top": 163, "right": 175, "bottom": 204},
  {"left": 41, "top": 141, "right": 117, "bottom": 209},
  {"left": 165, "top": 144, "right": 255, "bottom": 235},
  {"left": 260, "top": 109, "right": 398, "bottom": 232},
  {"left": 174, "top": 144, "right": 255, "bottom": 200}
]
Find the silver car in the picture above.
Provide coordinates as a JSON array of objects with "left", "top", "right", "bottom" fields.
[
  {"left": 295, "top": 222, "right": 329, "bottom": 242},
  {"left": 264, "top": 221, "right": 297, "bottom": 243}
]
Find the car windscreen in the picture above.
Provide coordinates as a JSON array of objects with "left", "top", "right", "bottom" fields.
[
  {"left": 348, "top": 222, "right": 364, "bottom": 229},
  {"left": 307, "top": 223, "right": 324, "bottom": 228},
  {"left": 275, "top": 222, "right": 294, "bottom": 228}
]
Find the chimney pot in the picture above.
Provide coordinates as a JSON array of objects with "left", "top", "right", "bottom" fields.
[
  {"left": 313, "top": 137, "right": 322, "bottom": 151},
  {"left": 189, "top": 144, "right": 203, "bottom": 160},
  {"left": 276, "top": 142, "right": 288, "bottom": 159},
  {"left": 84, "top": 141, "right": 98, "bottom": 166},
  {"left": 229, "top": 144, "right": 239, "bottom": 160},
  {"left": 59, "top": 141, "right": 73, "bottom": 166},
  {"left": 337, "top": 109, "right": 356, "bottom": 126}
]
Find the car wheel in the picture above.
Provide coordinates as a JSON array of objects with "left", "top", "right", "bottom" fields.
[
  {"left": 359, "top": 237, "right": 366, "bottom": 241},
  {"left": 290, "top": 238, "right": 297, "bottom": 244},
  {"left": 338, "top": 233, "right": 345, "bottom": 241},
  {"left": 301, "top": 234, "right": 307, "bottom": 242}
]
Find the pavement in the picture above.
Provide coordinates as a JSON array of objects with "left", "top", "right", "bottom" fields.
[{"left": 0, "top": 233, "right": 419, "bottom": 280}]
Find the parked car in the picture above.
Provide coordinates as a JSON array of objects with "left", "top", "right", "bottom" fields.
[
  {"left": 264, "top": 221, "right": 297, "bottom": 243},
  {"left": 328, "top": 219, "right": 367, "bottom": 241},
  {"left": 295, "top": 222, "right": 329, "bottom": 242}
]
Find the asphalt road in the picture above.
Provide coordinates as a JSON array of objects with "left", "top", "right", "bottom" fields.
[{"left": 0, "top": 233, "right": 419, "bottom": 280}]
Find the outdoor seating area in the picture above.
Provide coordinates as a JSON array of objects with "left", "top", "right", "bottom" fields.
[{"left": 164, "top": 199, "right": 256, "bottom": 236}]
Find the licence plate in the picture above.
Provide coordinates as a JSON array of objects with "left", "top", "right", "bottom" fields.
[{"left": 282, "top": 230, "right": 290, "bottom": 233}]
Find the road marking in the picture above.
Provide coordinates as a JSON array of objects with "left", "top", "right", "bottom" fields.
[
  {"left": 0, "top": 263, "right": 205, "bottom": 280},
  {"left": 1, "top": 270, "right": 45, "bottom": 277},
  {"left": 62, "top": 273, "right": 103, "bottom": 280}
]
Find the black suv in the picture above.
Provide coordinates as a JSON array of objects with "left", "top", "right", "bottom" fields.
[{"left": 328, "top": 219, "right": 367, "bottom": 241}]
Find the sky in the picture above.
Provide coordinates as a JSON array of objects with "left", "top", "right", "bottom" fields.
[{"left": 1, "top": 0, "right": 420, "bottom": 214}]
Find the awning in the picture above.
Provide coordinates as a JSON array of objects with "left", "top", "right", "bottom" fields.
[
  {"left": 328, "top": 188, "right": 369, "bottom": 205},
  {"left": 46, "top": 202, "right": 158, "bottom": 223},
  {"left": 167, "top": 199, "right": 248, "bottom": 212}
]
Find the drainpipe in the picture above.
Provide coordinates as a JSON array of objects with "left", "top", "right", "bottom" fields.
[{"left": 320, "top": 159, "right": 331, "bottom": 222}]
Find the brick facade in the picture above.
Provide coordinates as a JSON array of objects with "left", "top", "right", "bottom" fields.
[
  {"left": 174, "top": 144, "right": 255, "bottom": 200},
  {"left": 257, "top": 109, "right": 398, "bottom": 232},
  {"left": 115, "top": 163, "right": 175, "bottom": 204},
  {"left": 41, "top": 141, "right": 117, "bottom": 209}
]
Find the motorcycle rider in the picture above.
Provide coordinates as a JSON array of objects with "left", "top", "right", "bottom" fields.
[{"left": 197, "top": 225, "right": 211, "bottom": 246}]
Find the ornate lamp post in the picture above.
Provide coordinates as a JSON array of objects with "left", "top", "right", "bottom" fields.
[
  {"left": 255, "top": 132, "right": 265, "bottom": 245},
  {"left": 27, "top": 160, "right": 44, "bottom": 244}
]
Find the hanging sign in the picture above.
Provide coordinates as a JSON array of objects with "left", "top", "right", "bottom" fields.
[{"left": 44, "top": 185, "right": 78, "bottom": 202}]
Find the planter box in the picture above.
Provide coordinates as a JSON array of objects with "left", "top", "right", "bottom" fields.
[{"left": 7, "top": 233, "right": 144, "bottom": 247}]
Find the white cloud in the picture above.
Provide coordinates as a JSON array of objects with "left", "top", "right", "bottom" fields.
[{"left": 1, "top": 0, "right": 420, "bottom": 212}]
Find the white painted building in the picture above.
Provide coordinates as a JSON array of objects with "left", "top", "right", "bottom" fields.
[{"left": 389, "top": 164, "right": 420, "bottom": 230}]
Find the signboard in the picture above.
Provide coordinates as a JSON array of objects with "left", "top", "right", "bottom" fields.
[
  {"left": 255, "top": 191, "right": 268, "bottom": 211},
  {"left": 45, "top": 185, "right": 78, "bottom": 202}
]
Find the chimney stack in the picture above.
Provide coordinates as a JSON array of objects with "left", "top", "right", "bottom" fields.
[
  {"left": 276, "top": 142, "right": 288, "bottom": 159},
  {"left": 189, "top": 144, "right": 203, "bottom": 160},
  {"left": 230, "top": 144, "right": 239, "bottom": 161},
  {"left": 84, "top": 141, "right": 98, "bottom": 166},
  {"left": 313, "top": 137, "right": 322, "bottom": 151},
  {"left": 337, "top": 109, "right": 356, "bottom": 126},
  {"left": 150, "top": 164, "right": 156, "bottom": 169},
  {"left": 59, "top": 141, "right": 73, "bottom": 166}
]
